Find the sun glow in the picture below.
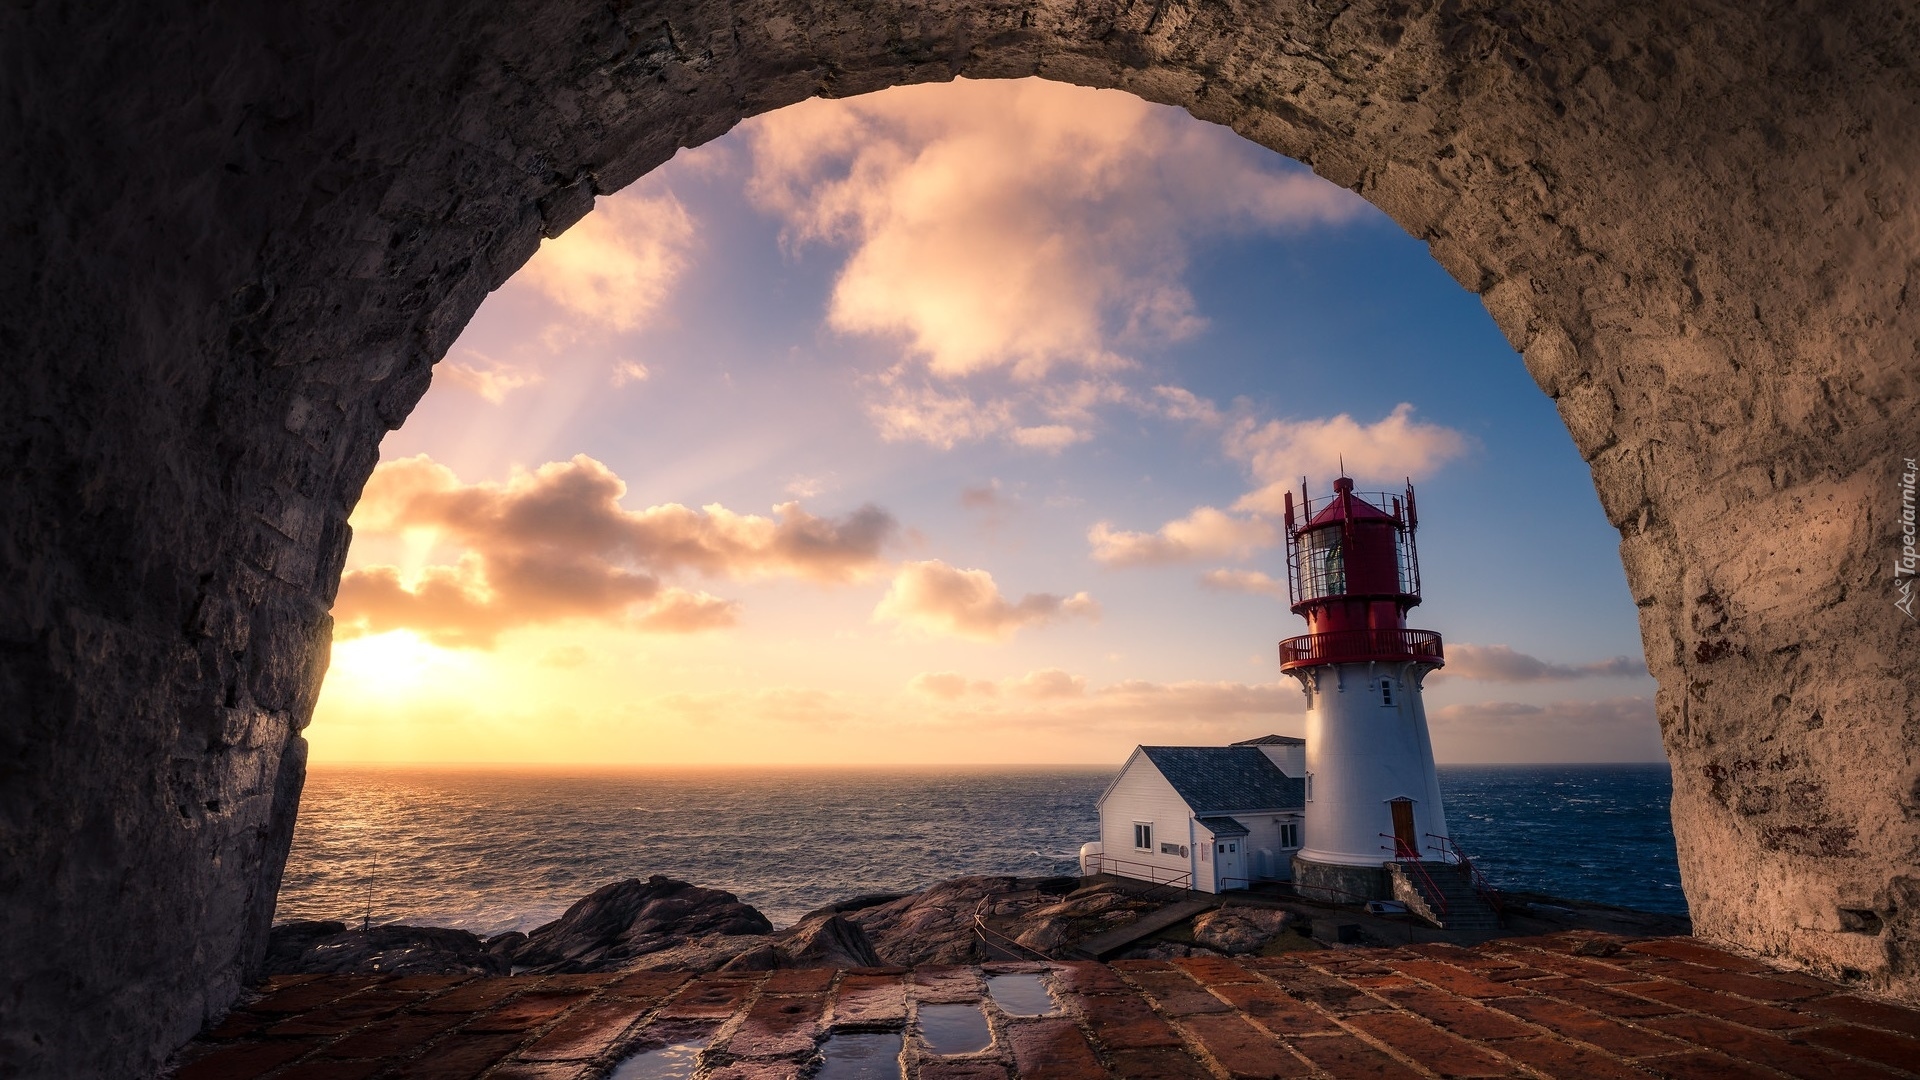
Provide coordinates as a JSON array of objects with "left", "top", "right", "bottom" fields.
[{"left": 328, "top": 630, "right": 473, "bottom": 699}]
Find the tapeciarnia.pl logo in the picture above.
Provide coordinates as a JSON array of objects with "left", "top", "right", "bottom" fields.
[{"left": 1898, "top": 456, "right": 1917, "bottom": 620}]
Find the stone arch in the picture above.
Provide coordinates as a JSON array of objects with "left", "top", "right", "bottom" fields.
[{"left": 2, "top": 0, "right": 1916, "bottom": 1073}]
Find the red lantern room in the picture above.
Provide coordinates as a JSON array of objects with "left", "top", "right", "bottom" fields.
[{"left": 1278, "top": 477, "right": 1445, "bottom": 672}]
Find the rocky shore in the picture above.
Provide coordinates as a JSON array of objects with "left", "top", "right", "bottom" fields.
[{"left": 266, "top": 873, "right": 1691, "bottom": 981}]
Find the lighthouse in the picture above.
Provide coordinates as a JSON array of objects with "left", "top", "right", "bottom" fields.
[{"left": 1279, "top": 476, "right": 1449, "bottom": 903}]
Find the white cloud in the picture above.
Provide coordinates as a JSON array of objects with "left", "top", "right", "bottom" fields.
[
  {"left": 1010, "top": 668, "right": 1088, "bottom": 699},
  {"left": 611, "top": 361, "right": 651, "bottom": 387},
  {"left": 1229, "top": 403, "right": 1472, "bottom": 513},
  {"left": 1088, "top": 507, "right": 1280, "bottom": 567},
  {"left": 873, "top": 559, "right": 1099, "bottom": 642},
  {"left": 742, "top": 77, "right": 1364, "bottom": 446},
  {"left": 1199, "top": 568, "right": 1291, "bottom": 600},
  {"left": 517, "top": 191, "right": 696, "bottom": 331}
]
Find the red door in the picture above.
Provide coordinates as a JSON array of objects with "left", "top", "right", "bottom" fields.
[{"left": 1389, "top": 799, "right": 1417, "bottom": 858}]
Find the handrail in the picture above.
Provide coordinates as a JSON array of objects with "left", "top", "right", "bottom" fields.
[
  {"left": 1381, "top": 835, "right": 1448, "bottom": 919},
  {"left": 971, "top": 896, "right": 1052, "bottom": 961},
  {"left": 1426, "top": 833, "right": 1504, "bottom": 913},
  {"left": 1279, "top": 628, "right": 1444, "bottom": 671},
  {"left": 1087, "top": 854, "right": 1193, "bottom": 901}
]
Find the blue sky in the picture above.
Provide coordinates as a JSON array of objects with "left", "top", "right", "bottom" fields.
[{"left": 313, "top": 78, "right": 1660, "bottom": 765}]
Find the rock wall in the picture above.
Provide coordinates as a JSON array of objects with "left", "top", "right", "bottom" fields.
[{"left": 1, "top": 0, "right": 1915, "bottom": 1074}]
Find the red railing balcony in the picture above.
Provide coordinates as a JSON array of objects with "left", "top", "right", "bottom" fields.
[{"left": 1278, "top": 628, "right": 1444, "bottom": 671}]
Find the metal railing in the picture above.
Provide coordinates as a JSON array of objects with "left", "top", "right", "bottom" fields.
[
  {"left": 1382, "top": 834, "right": 1450, "bottom": 921},
  {"left": 1086, "top": 854, "right": 1193, "bottom": 900},
  {"left": 972, "top": 895, "right": 1053, "bottom": 961},
  {"left": 1279, "top": 628, "right": 1444, "bottom": 670},
  {"left": 1427, "top": 833, "right": 1503, "bottom": 913}
]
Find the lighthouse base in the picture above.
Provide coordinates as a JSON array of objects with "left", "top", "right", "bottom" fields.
[{"left": 1291, "top": 855, "right": 1391, "bottom": 904}]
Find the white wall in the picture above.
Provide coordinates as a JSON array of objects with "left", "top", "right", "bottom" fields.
[
  {"left": 1252, "top": 742, "right": 1306, "bottom": 778},
  {"left": 1097, "top": 753, "right": 1197, "bottom": 887}
]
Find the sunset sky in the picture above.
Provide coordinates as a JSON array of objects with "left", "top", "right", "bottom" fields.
[{"left": 312, "top": 78, "right": 1660, "bottom": 767}]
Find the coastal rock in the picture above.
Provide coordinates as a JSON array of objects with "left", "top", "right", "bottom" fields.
[
  {"left": 1191, "top": 907, "right": 1295, "bottom": 956},
  {"left": 509, "top": 876, "right": 773, "bottom": 973},
  {"left": 776, "top": 913, "right": 882, "bottom": 969},
  {"left": 262, "top": 921, "right": 509, "bottom": 977},
  {"left": 847, "top": 876, "right": 1022, "bottom": 966}
]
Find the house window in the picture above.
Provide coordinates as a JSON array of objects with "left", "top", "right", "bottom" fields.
[
  {"left": 1133, "top": 822, "right": 1153, "bottom": 851},
  {"left": 1305, "top": 771, "right": 1314, "bottom": 802},
  {"left": 1279, "top": 822, "right": 1301, "bottom": 848},
  {"left": 1380, "top": 680, "right": 1394, "bottom": 706}
]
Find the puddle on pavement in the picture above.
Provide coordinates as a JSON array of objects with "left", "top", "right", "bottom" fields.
[
  {"left": 814, "top": 1031, "right": 906, "bottom": 1079},
  {"left": 917, "top": 1002, "right": 992, "bottom": 1055},
  {"left": 608, "top": 1040, "right": 705, "bottom": 1080},
  {"left": 986, "top": 973, "right": 1058, "bottom": 1016}
]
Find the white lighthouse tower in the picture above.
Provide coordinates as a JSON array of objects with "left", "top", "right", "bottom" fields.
[{"left": 1279, "top": 476, "right": 1450, "bottom": 902}]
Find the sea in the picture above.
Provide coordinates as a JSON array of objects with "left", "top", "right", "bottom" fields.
[{"left": 273, "top": 763, "right": 1685, "bottom": 936}]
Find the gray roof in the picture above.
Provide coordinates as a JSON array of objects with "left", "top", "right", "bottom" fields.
[
  {"left": 1232, "top": 734, "right": 1304, "bottom": 746},
  {"left": 1195, "top": 816, "right": 1250, "bottom": 838},
  {"left": 1139, "top": 745, "right": 1305, "bottom": 813}
]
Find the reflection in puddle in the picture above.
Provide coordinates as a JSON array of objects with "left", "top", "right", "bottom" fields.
[
  {"left": 815, "top": 1031, "right": 905, "bottom": 1079},
  {"left": 987, "top": 973, "right": 1058, "bottom": 1016},
  {"left": 609, "top": 1040, "right": 704, "bottom": 1080},
  {"left": 917, "top": 1002, "right": 991, "bottom": 1055}
]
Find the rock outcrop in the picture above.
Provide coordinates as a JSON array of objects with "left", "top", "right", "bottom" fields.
[
  {"left": 506, "top": 877, "right": 773, "bottom": 973},
  {"left": 263, "top": 921, "right": 509, "bottom": 977}
]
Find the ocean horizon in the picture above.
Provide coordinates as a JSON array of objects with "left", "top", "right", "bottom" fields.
[{"left": 274, "top": 761, "right": 1683, "bottom": 935}]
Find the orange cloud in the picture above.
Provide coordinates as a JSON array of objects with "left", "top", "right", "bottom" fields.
[
  {"left": 1435, "top": 644, "right": 1648, "bottom": 683},
  {"left": 1427, "top": 697, "right": 1663, "bottom": 763},
  {"left": 872, "top": 560, "right": 1098, "bottom": 641},
  {"left": 335, "top": 454, "right": 894, "bottom": 646},
  {"left": 1088, "top": 507, "right": 1280, "bottom": 567},
  {"left": 517, "top": 191, "right": 696, "bottom": 331}
]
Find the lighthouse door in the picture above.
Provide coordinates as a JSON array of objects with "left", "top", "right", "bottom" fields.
[{"left": 1389, "top": 799, "right": 1418, "bottom": 858}]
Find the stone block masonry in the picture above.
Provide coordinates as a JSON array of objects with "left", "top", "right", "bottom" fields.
[{"left": 169, "top": 933, "right": 1920, "bottom": 1078}]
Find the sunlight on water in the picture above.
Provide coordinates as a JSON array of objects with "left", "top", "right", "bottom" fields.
[{"left": 608, "top": 1040, "right": 703, "bottom": 1080}]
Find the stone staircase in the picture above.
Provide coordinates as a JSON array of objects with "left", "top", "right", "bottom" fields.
[{"left": 1386, "top": 860, "right": 1501, "bottom": 931}]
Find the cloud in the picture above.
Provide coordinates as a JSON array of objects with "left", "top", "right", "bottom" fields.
[
  {"left": 1437, "top": 644, "right": 1649, "bottom": 683},
  {"left": 908, "top": 672, "right": 999, "bottom": 700},
  {"left": 959, "top": 483, "right": 1004, "bottom": 511},
  {"left": 1088, "top": 507, "right": 1280, "bottom": 567},
  {"left": 611, "top": 361, "right": 651, "bottom": 387},
  {"left": 1153, "top": 385, "right": 1224, "bottom": 426},
  {"left": 1228, "top": 403, "right": 1472, "bottom": 513},
  {"left": 743, "top": 77, "right": 1364, "bottom": 444},
  {"left": 335, "top": 454, "right": 895, "bottom": 646},
  {"left": 1011, "top": 668, "right": 1088, "bottom": 699},
  {"left": 1199, "top": 568, "right": 1291, "bottom": 600},
  {"left": 517, "top": 191, "right": 696, "bottom": 331},
  {"left": 440, "top": 355, "right": 544, "bottom": 403},
  {"left": 872, "top": 559, "right": 1099, "bottom": 641},
  {"left": 1427, "top": 696, "right": 1663, "bottom": 763}
]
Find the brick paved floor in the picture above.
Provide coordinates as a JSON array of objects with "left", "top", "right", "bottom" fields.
[{"left": 170, "top": 932, "right": 1920, "bottom": 1079}]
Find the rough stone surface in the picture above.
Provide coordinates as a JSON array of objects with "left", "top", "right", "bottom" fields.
[
  {"left": 3, "top": 1, "right": 1918, "bottom": 1074},
  {"left": 1192, "top": 907, "right": 1297, "bottom": 956}
]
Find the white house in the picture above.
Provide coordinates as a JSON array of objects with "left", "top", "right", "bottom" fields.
[{"left": 1083, "top": 735, "right": 1306, "bottom": 894}]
